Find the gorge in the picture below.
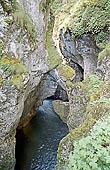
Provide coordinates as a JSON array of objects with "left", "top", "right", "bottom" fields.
[{"left": 1, "top": 0, "right": 110, "bottom": 170}]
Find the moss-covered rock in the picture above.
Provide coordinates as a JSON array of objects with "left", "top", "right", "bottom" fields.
[
  {"left": 58, "top": 64, "right": 75, "bottom": 80},
  {"left": 96, "top": 44, "right": 110, "bottom": 81},
  {"left": 13, "top": 2, "right": 36, "bottom": 44},
  {"left": 53, "top": 0, "right": 110, "bottom": 41},
  {"left": 0, "top": 54, "right": 28, "bottom": 89},
  {"left": 56, "top": 133, "right": 74, "bottom": 170},
  {"left": 67, "top": 75, "right": 104, "bottom": 130},
  {"left": 46, "top": 30, "right": 62, "bottom": 69},
  {"left": 98, "top": 44, "right": 110, "bottom": 61},
  {"left": 56, "top": 75, "right": 110, "bottom": 168},
  {"left": 46, "top": 25, "right": 75, "bottom": 82}
]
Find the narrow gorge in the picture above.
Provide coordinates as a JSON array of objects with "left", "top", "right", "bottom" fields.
[{"left": 1, "top": 0, "right": 110, "bottom": 170}]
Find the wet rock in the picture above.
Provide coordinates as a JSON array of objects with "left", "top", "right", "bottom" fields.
[{"left": 53, "top": 100, "right": 69, "bottom": 123}]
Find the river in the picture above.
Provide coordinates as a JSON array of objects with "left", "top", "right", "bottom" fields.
[{"left": 15, "top": 100, "right": 69, "bottom": 170}]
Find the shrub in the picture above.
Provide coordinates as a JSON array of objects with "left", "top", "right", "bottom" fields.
[{"left": 67, "top": 114, "right": 110, "bottom": 170}]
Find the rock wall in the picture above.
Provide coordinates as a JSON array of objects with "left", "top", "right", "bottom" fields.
[
  {"left": 52, "top": 0, "right": 110, "bottom": 169},
  {"left": 0, "top": 0, "right": 52, "bottom": 169}
]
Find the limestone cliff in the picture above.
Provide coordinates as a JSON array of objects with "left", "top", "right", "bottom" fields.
[
  {"left": 52, "top": 0, "right": 110, "bottom": 169},
  {"left": 0, "top": 0, "right": 51, "bottom": 169}
]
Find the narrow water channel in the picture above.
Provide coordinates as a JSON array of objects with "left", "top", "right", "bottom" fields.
[{"left": 15, "top": 100, "right": 69, "bottom": 170}]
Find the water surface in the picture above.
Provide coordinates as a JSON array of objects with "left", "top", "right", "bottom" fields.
[{"left": 15, "top": 100, "right": 68, "bottom": 170}]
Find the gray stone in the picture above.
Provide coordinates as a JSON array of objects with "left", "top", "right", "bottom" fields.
[
  {"left": 53, "top": 100, "right": 69, "bottom": 123},
  {"left": 0, "top": 0, "right": 51, "bottom": 169}
]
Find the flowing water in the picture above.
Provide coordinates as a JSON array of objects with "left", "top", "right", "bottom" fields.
[{"left": 15, "top": 100, "right": 69, "bottom": 170}]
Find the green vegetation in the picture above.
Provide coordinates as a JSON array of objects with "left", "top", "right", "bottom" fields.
[
  {"left": 0, "top": 0, "right": 37, "bottom": 44},
  {"left": 0, "top": 55, "right": 28, "bottom": 89},
  {"left": 13, "top": 2, "right": 36, "bottom": 43},
  {"left": 83, "top": 74, "right": 104, "bottom": 97},
  {"left": 58, "top": 64, "right": 75, "bottom": 80},
  {"left": 96, "top": 31, "right": 106, "bottom": 43},
  {"left": 53, "top": 0, "right": 110, "bottom": 43},
  {"left": 67, "top": 114, "right": 110, "bottom": 170},
  {"left": 69, "top": 75, "right": 105, "bottom": 140},
  {"left": 71, "top": 96, "right": 110, "bottom": 140},
  {"left": 56, "top": 78, "right": 110, "bottom": 169},
  {"left": 70, "top": 0, "right": 110, "bottom": 36},
  {"left": 46, "top": 31, "right": 62, "bottom": 69},
  {"left": 98, "top": 44, "right": 110, "bottom": 61},
  {"left": 50, "top": 0, "right": 62, "bottom": 15},
  {"left": 56, "top": 75, "right": 105, "bottom": 167},
  {"left": 46, "top": 29, "right": 75, "bottom": 81}
]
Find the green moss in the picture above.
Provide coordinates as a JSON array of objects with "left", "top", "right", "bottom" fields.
[
  {"left": 65, "top": 75, "right": 104, "bottom": 140},
  {"left": 10, "top": 74, "right": 24, "bottom": 89},
  {"left": 10, "top": 63, "right": 28, "bottom": 75},
  {"left": 98, "top": 44, "right": 110, "bottom": 61},
  {"left": 68, "top": 75, "right": 104, "bottom": 98},
  {"left": 56, "top": 76, "right": 109, "bottom": 168},
  {"left": 83, "top": 74, "right": 104, "bottom": 97},
  {"left": 58, "top": 64, "right": 75, "bottom": 80},
  {"left": 13, "top": 2, "right": 36, "bottom": 44},
  {"left": 0, "top": 55, "right": 21, "bottom": 66},
  {"left": 50, "top": 0, "right": 62, "bottom": 15},
  {"left": 70, "top": 81, "right": 110, "bottom": 141},
  {"left": 5, "top": 18, "right": 13, "bottom": 24},
  {"left": 0, "top": 55, "right": 28, "bottom": 89},
  {"left": 71, "top": 0, "right": 110, "bottom": 36},
  {"left": 54, "top": 0, "right": 110, "bottom": 42},
  {"left": 90, "top": 82, "right": 110, "bottom": 102},
  {"left": 56, "top": 133, "right": 74, "bottom": 168},
  {"left": 71, "top": 98, "right": 110, "bottom": 141},
  {"left": 46, "top": 30, "right": 62, "bottom": 69}
]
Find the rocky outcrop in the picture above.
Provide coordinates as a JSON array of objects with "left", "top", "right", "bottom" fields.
[
  {"left": 0, "top": 0, "right": 52, "bottom": 169},
  {"left": 53, "top": 100, "right": 69, "bottom": 123},
  {"left": 55, "top": 28, "right": 100, "bottom": 80},
  {"left": 55, "top": 75, "right": 110, "bottom": 169},
  {"left": 53, "top": 0, "right": 110, "bottom": 81},
  {"left": 52, "top": 0, "right": 110, "bottom": 169},
  {"left": 96, "top": 45, "right": 110, "bottom": 81}
]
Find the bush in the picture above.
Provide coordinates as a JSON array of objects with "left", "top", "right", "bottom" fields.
[{"left": 67, "top": 114, "right": 110, "bottom": 170}]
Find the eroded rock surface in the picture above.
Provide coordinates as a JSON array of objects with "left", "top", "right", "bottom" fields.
[
  {"left": 0, "top": 0, "right": 51, "bottom": 169},
  {"left": 52, "top": 0, "right": 110, "bottom": 169},
  {"left": 53, "top": 100, "right": 69, "bottom": 123}
]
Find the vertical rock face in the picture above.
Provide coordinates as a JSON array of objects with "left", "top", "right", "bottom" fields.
[
  {"left": 0, "top": 0, "right": 51, "bottom": 169},
  {"left": 55, "top": 29, "right": 100, "bottom": 80},
  {"left": 52, "top": 0, "right": 110, "bottom": 169}
]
